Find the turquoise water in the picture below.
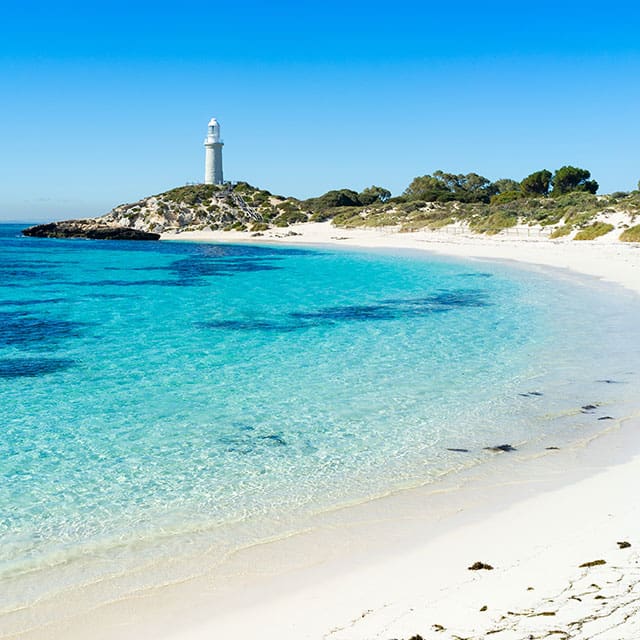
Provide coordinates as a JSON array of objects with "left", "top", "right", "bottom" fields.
[{"left": 1, "top": 223, "right": 640, "bottom": 619}]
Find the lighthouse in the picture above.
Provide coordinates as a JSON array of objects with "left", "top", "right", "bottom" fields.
[{"left": 204, "top": 117, "right": 224, "bottom": 185}]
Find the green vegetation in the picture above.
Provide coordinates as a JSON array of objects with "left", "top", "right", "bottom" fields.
[
  {"left": 224, "top": 221, "right": 247, "bottom": 232},
  {"left": 404, "top": 171, "right": 497, "bottom": 203},
  {"left": 573, "top": 222, "right": 614, "bottom": 240},
  {"left": 551, "top": 166, "right": 599, "bottom": 196},
  {"left": 620, "top": 224, "right": 640, "bottom": 242},
  {"left": 273, "top": 200, "right": 308, "bottom": 226},
  {"left": 469, "top": 211, "right": 518, "bottom": 234},
  {"left": 303, "top": 185, "right": 390, "bottom": 217},
  {"left": 110, "top": 167, "right": 639, "bottom": 238},
  {"left": 316, "top": 166, "right": 639, "bottom": 236},
  {"left": 550, "top": 224, "right": 572, "bottom": 239},
  {"left": 521, "top": 169, "right": 552, "bottom": 196},
  {"left": 490, "top": 190, "right": 523, "bottom": 205},
  {"left": 359, "top": 185, "right": 391, "bottom": 204},
  {"left": 162, "top": 184, "right": 219, "bottom": 205}
]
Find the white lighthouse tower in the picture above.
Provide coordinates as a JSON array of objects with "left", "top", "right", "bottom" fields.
[{"left": 204, "top": 117, "right": 224, "bottom": 185}]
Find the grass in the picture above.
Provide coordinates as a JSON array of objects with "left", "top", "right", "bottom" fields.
[
  {"left": 620, "top": 224, "right": 640, "bottom": 242},
  {"left": 550, "top": 224, "right": 572, "bottom": 239},
  {"left": 469, "top": 211, "right": 518, "bottom": 234},
  {"left": 573, "top": 222, "right": 614, "bottom": 240}
]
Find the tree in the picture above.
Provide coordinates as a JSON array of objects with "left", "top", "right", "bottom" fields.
[
  {"left": 403, "top": 174, "right": 454, "bottom": 202},
  {"left": 551, "top": 166, "right": 598, "bottom": 195},
  {"left": 358, "top": 185, "right": 391, "bottom": 205},
  {"left": 493, "top": 178, "right": 521, "bottom": 194},
  {"left": 456, "top": 172, "right": 498, "bottom": 203},
  {"left": 520, "top": 170, "right": 552, "bottom": 196},
  {"left": 404, "top": 171, "right": 496, "bottom": 203}
]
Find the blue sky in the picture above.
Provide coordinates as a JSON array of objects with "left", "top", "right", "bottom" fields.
[{"left": 1, "top": 0, "right": 639, "bottom": 220}]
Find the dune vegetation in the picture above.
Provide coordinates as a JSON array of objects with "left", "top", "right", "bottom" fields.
[{"left": 92, "top": 168, "right": 640, "bottom": 240}]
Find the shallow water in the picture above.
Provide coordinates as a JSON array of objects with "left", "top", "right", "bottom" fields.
[{"left": 1, "top": 223, "right": 639, "bottom": 622}]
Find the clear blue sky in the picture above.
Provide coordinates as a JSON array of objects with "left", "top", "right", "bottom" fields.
[{"left": 1, "top": 0, "right": 639, "bottom": 221}]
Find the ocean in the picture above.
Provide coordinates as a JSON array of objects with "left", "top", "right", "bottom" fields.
[{"left": 1, "top": 223, "right": 639, "bottom": 631}]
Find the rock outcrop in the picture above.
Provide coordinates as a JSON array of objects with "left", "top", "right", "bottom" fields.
[
  {"left": 22, "top": 183, "right": 311, "bottom": 240},
  {"left": 22, "top": 221, "right": 160, "bottom": 241}
]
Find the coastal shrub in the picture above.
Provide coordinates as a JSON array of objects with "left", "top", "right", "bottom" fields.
[
  {"left": 398, "top": 201, "right": 426, "bottom": 213},
  {"left": 259, "top": 206, "right": 278, "bottom": 221},
  {"left": 332, "top": 210, "right": 365, "bottom": 227},
  {"left": 276, "top": 200, "right": 301, "bottom": 215},
  {"left": 163, "top": 184, "right": 217, "bottom": 205},
  {"left": 233, "top": 181, "right": 258, "bottom": 193},
  {"left": 573, "top": 222, "right": 614, "bottom": 240},
  {"left": 399, "top": 209, "right": 455, "bottom": 231},
  {"left": 310, "top": 204, "right": 361, "bottom": 223},
  {"left": 251, "top": 222, "right": 270, "bottom": 232},
  {"left": 309, "top": 209, "right": 335, "bottom": 222},
  {"left": 428, "top": 216, "right": 454, "bottom": 229},
  {"left": 620, "top": 224, "right": 640, "bottom": 242},
  {"left": 251, "top": 192, "right": 270, "bottom": 206},
  {"left": 564, "top": 211, "right": 600, "bottom": 228},
  {"left": 362, "top": 213, "right": 400, "bottom": 227},
  {"left": 273, "top": 209, "right": 308, "bottom": 227},
  {"left": 400, "top": 219, "right": 431, "bottom": 232},
  {"left": 496, "top": 196, "right": 559, "bottom": 225},
  {"left": 550, "top": 224, "right": 572, "bottom": 239},
  {"left": 490, "top": 190, "right": 523, "bottom": 205},
  {"left": 470, "top": 211, "right": 518, "bottom": 234},
  {"left": 304, "top": 189, "right": 362, "bottom": 210},
  {"left": 553, "top": 191, "right": 598, "bottom": 208}
]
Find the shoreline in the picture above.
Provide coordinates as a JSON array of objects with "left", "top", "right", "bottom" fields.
[
  {"left": 7, "top": 223, "right": 640, "bottom": 640},
  {"left": 162, "top": 221, "right": 640, "bottom": 295}
]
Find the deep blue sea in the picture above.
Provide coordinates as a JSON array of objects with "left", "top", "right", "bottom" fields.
[{"left": 1, "top": 223, "right": 640, "bottom": 622}]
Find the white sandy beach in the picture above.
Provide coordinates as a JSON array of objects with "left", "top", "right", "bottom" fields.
[
  {"left": 11, "top": 224, "right": 640, "bottom": 640},
  {"left": 163, "top": 220, "right": 640, "bottom": 294}
]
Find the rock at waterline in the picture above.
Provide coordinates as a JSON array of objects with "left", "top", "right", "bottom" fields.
[
  {"left": 484, "top": 444, "right": 516, "bottom": 452},
  {"left": 22, "top": 221, "right": 161, "bottom": 241}
]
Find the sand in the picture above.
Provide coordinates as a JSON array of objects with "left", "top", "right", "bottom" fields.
[
  {"left": 163, "top": 220, "right": 640, "bottom": 294},
  {"left": 162, "top": 224, "right": 640, "bottom": 640},
  {"left": 9, "top": 224, "right": 640, "bottom": 640}
]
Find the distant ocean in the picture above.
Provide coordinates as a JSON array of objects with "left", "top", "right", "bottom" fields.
[{"left": 1, "top": 223, "right": 640, "bottom": 629}]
